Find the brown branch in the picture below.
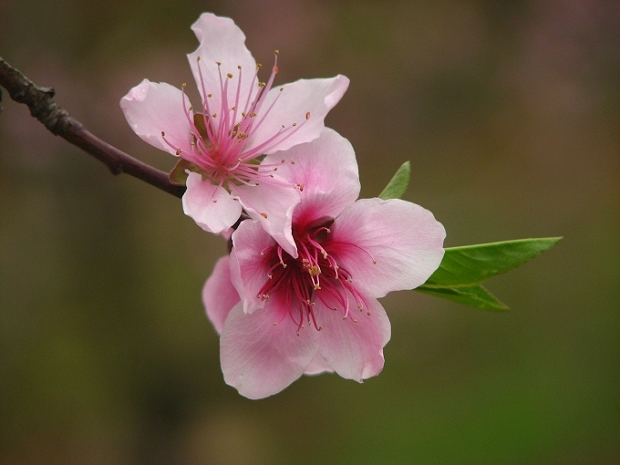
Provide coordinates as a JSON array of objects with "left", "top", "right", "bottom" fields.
[{"left": 0, "top": 57, "right": 186, "bottom": 199}]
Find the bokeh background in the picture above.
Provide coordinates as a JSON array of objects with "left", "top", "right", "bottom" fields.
[{"left": 1, "top": 0, "right": 618, "bottom": 464}]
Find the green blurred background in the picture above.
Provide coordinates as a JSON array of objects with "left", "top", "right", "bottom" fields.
[{"left": 1, "top": 1, "right": 618, "bottom": 464}]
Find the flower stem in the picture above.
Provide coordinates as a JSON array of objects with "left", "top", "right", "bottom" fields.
[{"left": 0, "top": 57, "right": 186, "bottom": 199}]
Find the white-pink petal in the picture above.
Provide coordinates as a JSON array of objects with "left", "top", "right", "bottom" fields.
[
  {"left": 264, "top": 128, "right": 360, "bottom": 223},
  {"left": 229, "top": 220, "right": 277, "bottom": 314},
  {"left": 220, "top": 303, "right": 320, "bottom": 399},
  {"left": 315, "top": 296, "right": 390, "bottom": 382},
  {"left": 202, "top": 256, "right": 239, "bottom": 334},
  {"left": 187, "top": 13, "right": 257, "bottom": 116},
  {"left": 120, "top": 79, "right": 193, "bottom": 156},
  {"left": 182, "top": 172, "right": 242, "bottom": 234},
  {"left": 331, "top": 198, "right": 446, "bottom": 297},
  {"left": 232, "top": 180, "right": 300, "bottom": 258},
  {"left": 304, "top": 353, "right": 334, "bottom": 375},
  {"left": 245, "top": 76, "right": 350, "bottom": 154}
]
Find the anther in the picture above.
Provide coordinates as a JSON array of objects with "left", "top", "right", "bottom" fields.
[{"left": 306, "top": 112, "right": 311, "bottom": 119}]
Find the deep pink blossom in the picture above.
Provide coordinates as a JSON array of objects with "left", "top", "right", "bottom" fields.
[
  {"left": 120, "top": 13, "right": 349, "bottom": 253},
  {"left": 203, "top": 129, "right": 446, "bottom": 399}
]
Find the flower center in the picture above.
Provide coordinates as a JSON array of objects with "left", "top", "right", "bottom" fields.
[
  {"left": 162, "top": 52, "right": 311, "bottom": 190},
  {"left": 257, "top": 220, "right": 373, "bottom": 333}
]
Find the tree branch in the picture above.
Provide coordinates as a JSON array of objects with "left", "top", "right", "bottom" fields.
[{"left": 0, "top": 57, "right": 186, "bottom": 199}]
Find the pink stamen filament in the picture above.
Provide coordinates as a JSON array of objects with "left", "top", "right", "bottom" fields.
[{"left": 166, "top": 53, "right": 311, "bottom": 193}]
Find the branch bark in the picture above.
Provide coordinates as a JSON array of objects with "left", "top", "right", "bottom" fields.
[{"left": 0, "top": 57, "right": 186, "bottom": 199}]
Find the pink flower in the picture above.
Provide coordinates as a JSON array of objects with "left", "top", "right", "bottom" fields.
[
  {"left": 120, "top": 13, "right": 349, "bottom": 253},
  {"left": 203, "top": 129, "right": 446, "bottom": 399}
]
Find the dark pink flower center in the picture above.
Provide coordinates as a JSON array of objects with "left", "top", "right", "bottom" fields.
[{"left": 257, "top": 220, "right": 374, "bottom": 333}]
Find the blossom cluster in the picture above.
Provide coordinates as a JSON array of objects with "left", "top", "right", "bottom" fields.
[{"left": 121, "top": 13, "right": 445, "bottom": 399}]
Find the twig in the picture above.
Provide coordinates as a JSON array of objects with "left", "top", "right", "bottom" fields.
[{"left": 0, "top": 57, "right": 186, "bottom": 199}]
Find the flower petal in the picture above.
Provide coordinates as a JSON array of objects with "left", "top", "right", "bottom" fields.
[
  {"left": 220, "top": 303, "right": 320, "bottom": 399},
  {"left": 263, "top": 128, "right": 360, "bottom": 223},
  {"left": 315, "top": 295, "right": 390, "bottom": 382},
  {"left": 202, "top": 256, "right": 239, "bottom": 334},
  {"left": 245, "top": 76, "right": 350, "bottom": 154},
  {"left": 182, "top": 172, "right": 242, "bottom": 234},
  {"left": 233, "top": 180, "right": 300, "bottom": 258},
  {"left": 120, "top": 79, "right": 193, "bottom": 156},
  {"left": 304, "top": 353, "right": 334, "bottom": 375},
  {"left": 229, "top": 220, "right": 276, "bottom": 314},
  {"left": 187, "top": 13, "right": 257, "bottom": 117},
  {"left": 330, "top": 198, "right": 446, "bottom": 297}
]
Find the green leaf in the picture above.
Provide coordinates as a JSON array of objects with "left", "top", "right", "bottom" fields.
[
  {"left": 416, "top": 284, "right": 508, "bottom": 311},
  {"left": 424, "top": 237, "right": 563, "bottom": 287},
  {"left": 379, "top": 161, "right": 410, "bottom": 200},
  {"left": 416, "top": 237, "right": 562, "bottom": 311}
]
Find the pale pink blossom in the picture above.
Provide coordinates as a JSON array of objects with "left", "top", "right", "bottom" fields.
[
  {"left": 120, "top": 13, "right": 349, "bottom": 253},
  {"left": 203, "top": 129, "right": 446, "bottom": 399}
]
